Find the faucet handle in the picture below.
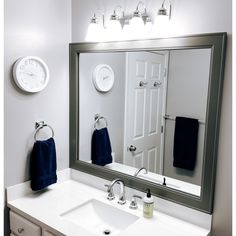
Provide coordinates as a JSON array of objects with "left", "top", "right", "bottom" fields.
[
  {"left": 118, "top": 194, "right": 126, "bottom": 205},
  {"left": 104, "top": 184, "right": 115, "bottom": 201},
  {"left": 129, "top": 195, "right": 142, "bottom": 209}
]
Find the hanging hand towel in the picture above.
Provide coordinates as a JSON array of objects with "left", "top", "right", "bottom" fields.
[
  {"left": 91, "top": 127, "right": 112, "bottom": 166},
  {"left": 173, "top": 117, "right": 199, "bottom": 170},
  {"left": 30, "top": 138, "right": 57, "bottom": 191}
]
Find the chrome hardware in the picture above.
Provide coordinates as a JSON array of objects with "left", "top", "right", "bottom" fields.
[
  {"left": 94, "top": 114, "right": 108, "bottom": 130},
  {"left": 105, "top": 184, "right": 115, "bottom": 200},
  {"left": 34, "top": 121, "right": 54, "bottom": 141},
  {"left": 163, "top": 114, "right": 205, "bottom": 124},
  {"left": 139, "top": 81, "right": 148, "bottom": 87},
  {"left": 129, "top": 195, "right": 142, "bottom": 209},
  {"left": 106, "top": 179, "right": 126, "bottom": 205},
  {"left": 154, "top": 81, "right": 162, "bottom": 87},
  {"left": 129, "top": 145, "right": 137, "bottom": 152},
  {"left": 18, "top": 228, "right": 24, "bottom": 234},
  {"left": 162, "top": 177, "right": 167, "bottom": 186},
  {"left": 134, "top": 167, "right": 148, "bottom": 177}
]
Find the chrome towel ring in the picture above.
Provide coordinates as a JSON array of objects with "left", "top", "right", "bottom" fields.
[
  {"left": 94, "top": 114, "right": 108, "bottom": 130},
  {"left": 34, "top": 121, "right": 54, "bottom": 141}
]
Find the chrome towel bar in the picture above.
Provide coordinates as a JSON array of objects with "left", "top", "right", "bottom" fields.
[{"left": 163, "top": 115, "right": 205, "bottom": 124}]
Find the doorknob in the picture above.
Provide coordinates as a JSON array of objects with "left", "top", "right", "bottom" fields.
[
  {"left": 139, "top": 81, "right": 148, "bottom": 87},
  {"left": 154, "top": 81, "right": 162, "bottom": 87},
  {"left": 129, "top": 145, "right": 137, "bottom": 152}
]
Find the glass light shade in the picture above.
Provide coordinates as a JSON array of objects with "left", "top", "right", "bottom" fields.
[
  {"left": 122, "top": 23, "right": 132, "bottom": 40},
  {"left": 106, "top": 19, "right": 122, "bottom": 41},
  {"left": 129, "top": 16, "right": 145, "bottom": 39},
  {"left": 144, "top": 21, "right": 153, "bottom": 35},
  {"left": 153, "top": 14, "right": 169, "bottom": 36},
  {"left": 85, "top": 22, "right": 104, "bottom": 42}
]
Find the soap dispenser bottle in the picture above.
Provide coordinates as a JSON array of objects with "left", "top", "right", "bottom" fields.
[{"left": 143, "top": 189, "right": 154, "bottom": 218}]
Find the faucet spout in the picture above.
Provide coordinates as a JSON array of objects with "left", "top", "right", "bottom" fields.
[
  {"left": 107, "top": 179, "right": 126, "bottom": 205},
  {"left": 134, "top": 167, "right": 148, "bottom": 177}
]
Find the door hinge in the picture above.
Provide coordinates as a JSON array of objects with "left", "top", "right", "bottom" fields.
[
  {"left": 161, "top": 125, "right": 164, "bottom": 133},
  {"left": 163, "top": 68, "right": 167, "bottom": 78}
]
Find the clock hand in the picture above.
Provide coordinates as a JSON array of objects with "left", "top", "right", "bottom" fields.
[
  {"left": 21, "top": 71, "right": 35, "bottom": 76},
  {"left": 103, "top": 76, "right": 109, "bottom": 80}
]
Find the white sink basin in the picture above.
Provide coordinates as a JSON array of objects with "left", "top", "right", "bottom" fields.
[{"left": 60, "top": 199, "right": 139, "bottom": 235}]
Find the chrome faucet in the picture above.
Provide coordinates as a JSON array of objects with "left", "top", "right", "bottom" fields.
[
  {"left": 134, "top": 167, "right": 148, "bottom": 177},
  {"left": 105, "top": 179, "right": 126, "bottom": 205},
  {"left": 129, "top": 194, "right": 142, "bottom": 209}
]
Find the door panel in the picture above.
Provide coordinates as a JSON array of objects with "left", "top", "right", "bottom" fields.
[
  {"left": 133, "top": 152, "right": 144, "bottom": 168},
  {"left": 133, "top": 89, "right": 146, "bottom": 139},
  {"left": 147, "top": 147, "right": 157, "bottom": 172},
  {"left": 148, "top": 89, "right": 159, "bottom": 135},
  {"left": 124, "top": 52, "right": 167, "bottom": 174}
]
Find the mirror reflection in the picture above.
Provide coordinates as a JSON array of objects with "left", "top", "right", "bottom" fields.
[{"left": 79, "top": 48, "right": 211, "bottom": 196}]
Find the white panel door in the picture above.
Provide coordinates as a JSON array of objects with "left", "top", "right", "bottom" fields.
[{"left": 124, "top": 52, "right": 167, "bottom": 174}]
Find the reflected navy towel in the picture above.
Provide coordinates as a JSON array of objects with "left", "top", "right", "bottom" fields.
[
  {"left": 30, "top": 138, "right": 57, "bottom": 191},
  {"left": 91, "top": 127, "right": 112, "bottom": 166},
  {"left": 173, "top": 117, "right": 199, "bottom": 170}
]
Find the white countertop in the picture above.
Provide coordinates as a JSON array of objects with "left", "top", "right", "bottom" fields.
[{"left": 7, "top": 174, "right": 210, "bottom": 236}]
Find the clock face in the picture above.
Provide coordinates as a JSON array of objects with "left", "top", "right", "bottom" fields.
[
  {"left": 93, "top": 64, "right": 114, "bottom": 92},
  {"left": 13, "top": 56, "right": 49, "bottom": 93}
]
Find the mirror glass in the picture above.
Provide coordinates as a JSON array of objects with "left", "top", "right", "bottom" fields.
[{"left": 78, "top": 48, "right": 211, "bottom": 196}]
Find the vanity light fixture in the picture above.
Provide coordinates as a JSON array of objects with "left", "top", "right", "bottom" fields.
[
  {"left": 153, "top": 0, "right": 172, "bottom": 35},
  {"left": 122, "top": 18, "right": 132, "bottom": 39},
  {"left": 85, "top": 1, "right": 173, "bottom": 42},
  {"left": 106, "top": 5, "right": 123, "bottom": 41},
  {"left": 85, "top": 13, "right": 105, "bottom": 42},
  {"left": 129, "top": 1, "right": 146, "bottom": 38},
  {"left": 157, "top": 0, "right": 172, "bottom": 20},
  {"left": 143, "top": 9, "right": 153, "bottom": 35}
]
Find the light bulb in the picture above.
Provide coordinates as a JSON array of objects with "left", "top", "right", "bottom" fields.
[
  {"left": 152, "top": 7, "right": 170, "bottom": 37},
  {"left": 129, "top": 11, "right": 145, "bottom": 39},
  {"left": 144, "top": 17, "right": 153, "bottom": 36},
  {"left": 85, "top": 15, "right": 104, "bottom": 42},
  {"left": 106, "top": 13, "right": 122, "bottom": 41},
  {"left": 153, "top": 14, "right": 169, "bottom": 36},
  {"left": 122, "top": 20, "right": 132, "bottom": 40}
]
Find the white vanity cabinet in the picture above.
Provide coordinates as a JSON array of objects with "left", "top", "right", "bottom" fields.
[
  {"left": 7, "top": 170, "right": 211, "bottom": 236},
  {"left": 9, "top": 211, "right": 62, "bottom": 236}
]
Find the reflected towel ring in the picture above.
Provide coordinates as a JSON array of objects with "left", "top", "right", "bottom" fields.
[
  {"left": 94, "top": 115, "right": 108, "bottom": 130},
  {"left": 34, "top": 121, "right": 54, "bottom": 141}
]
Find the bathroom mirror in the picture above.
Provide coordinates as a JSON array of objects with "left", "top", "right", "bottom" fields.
[{"left": 70, "top": 33, "right": 227, "bottom": 213}]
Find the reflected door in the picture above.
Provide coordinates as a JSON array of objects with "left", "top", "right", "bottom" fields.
[{"left": 124, "top": 52, "right": 167, "bottom": 174}]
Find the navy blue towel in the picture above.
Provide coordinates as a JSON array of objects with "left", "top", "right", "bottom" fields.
[
  {"left": 91, "top": 127, "right": 112, "bottom": 166},
  {"left": 173, "top": 117, "right": 199, "bottom": 171},
  {"left": 30, "top": 138, "right": 57, "bottom": 191}
]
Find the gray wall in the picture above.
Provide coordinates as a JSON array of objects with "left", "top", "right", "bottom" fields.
[
  {"left": 72, "top": 0, "right": 232, "bottom": 235},
  {"left": 4, "top": 0, "right": 71, "bottom": 187},
  {"left": 163, "top": 49, "right": 211, "bottom": 185},
  {"left": 79, "top": 52, "right": 126, "bottom": 163}
]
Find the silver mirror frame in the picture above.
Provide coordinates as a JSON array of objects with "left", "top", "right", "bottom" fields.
[{"left": 69, "top": 33, "right": 227, "bottom": 213}]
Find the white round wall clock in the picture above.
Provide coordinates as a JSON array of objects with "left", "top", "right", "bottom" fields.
[
  {"left": 13, "top": 56, "right": 50, "bottom": 93},
  {"left": 92, "top": 64, "right": 115, "bottom": 92}
]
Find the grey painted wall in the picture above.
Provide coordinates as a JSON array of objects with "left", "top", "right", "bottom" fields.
[
  {"left": 79, "top": 52, "right": 126, "bottom": 163},
  {"left": 72, "top": 0, "right": 232, "bottom": 235},
  {"left": 4, "top": 0, "right": 71, "bottom": 187},
  {"left": 163, "top": 49, "right": 211, "bottom": 185}
]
